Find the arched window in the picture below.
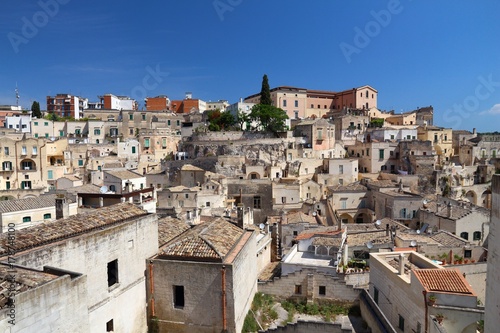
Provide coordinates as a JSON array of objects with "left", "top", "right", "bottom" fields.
[
  {"left": 460, "top": 232, "right": 469, "bottom": 240},
  {"left": 109, "top": 185, "right": 116, "bottom": 192},
  {"left": 43, "top": 213, "right": 51, "bottom": 219}
]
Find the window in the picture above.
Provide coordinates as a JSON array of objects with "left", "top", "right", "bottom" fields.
[
  {"left": 144, "top": 138, "right": 150, "bottom": 148},
  {"left": 205, "top": 202, "right": 211, "bottom": 207},
  {"left": 34, "top": 121, "right": 38, "bottom": 126},
  {"left": 142, "top": 114, "right": 146, "bottom": 121},
  {"left": 294, "top": 285, "right": 302, "bottom": 294},
  {"left": 21, "top": 146, "right": 27, "bottom": 155},
  {"left": 78, "top": 159, "right": 84, "bottom": 166},
  {"left": 22, "top": 161, "right": 34, "bottom": 170},
  {"left": 400, "top": 208, "right": 407, "bottom": 218},
  {"left": 340, "top": 198, "right": 347, "bottom": 209},
  {"left": 339, "top": 179, "right": 343, "bottom": 185},
  {"left": 253, "top": 196, "right": 261, "bottom": 209},
  {"left": 44, "top": 122, "right": 48, "bottom": 126},
  {"left": 294, "top": 100, "right": 298, "bottom": 107},
  {"left": 48, "top": 170, "right": 53, "bottom": 179},
  {"left": 374, "top": 287, "right": 379, "bottom": 304},
  {"left": 23, "top": 216, "right": 31, "bottom": 223},
  {"left": 59, "top": 130, "right": 64, "bottom": 137},
  {"left": 398, "top": 314, "right": 405, "bottom": 331},
  {"left": 283, "top": 99, "right": 287, "bottom": 107},
  {"left": 366, "top": 148, "right": 369, "bottom": 156},
  {"left": 294, "top": 111, "right": 299, "bottom": 119},
  {"left": 32, "top": 147, "right": 38, "bottom": 155},
  {"left": 184, "top": 193, "right": 189, "bottom": 199},
  {"left": 176, "top": 120, "right": 180, "bottom": 126},
  {"left": 339, "top": 165, "right": 344, "bottom": 174},
  {"left": 282, "top": 196, "right": 286, "bottom": 204},
  {"left": 460, "top": 232, "right": 469, "bottom": 240},
  {"left": 293, "top": 230, "right": 298, "bottom": 236},
  {"left": 319, "top": 286, "right": 326, "bottom": 296},
  {"left": 473, "top": 231, "right": 481, "bottom": 241},
  {"left": 6, "top": 182, "right": 10, "bottom": 190},
  {"left": 173, "top": 285, "right": 185, "bottom": 308},
  {"left": 379, "top": 149, "right": 384, "bottom": 160},
  {"left": 464, "top": 250, "right": 472, "bottom": 258},
  {"left": 34, "top": 133, "right": 38, "bottom": 138},
  {"left": 43, "top": 213, "right": 51, "bottom": 219},
  {"left": 129, "top": 114, "right": 133, "bottom": 120},
  {"left": 21, "top": 181, "right": 31, "bottom": 189},
  {"left": 107, "top": 259, "right": 118, "bottom": 287},
  {"left": 94, "top": 128, "right": 101, "bottom": 135},
  {"left": 2, "top": 161, "right": 12, "bottom": 171},
  {"left": 132, "top": 146, "right": 136, "bottom": 154},
  {"left": 106, "top": 319, "right": 114, "bottom": 332}
]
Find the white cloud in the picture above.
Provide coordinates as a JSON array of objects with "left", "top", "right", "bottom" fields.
[{"left": 480, "top": 104, "right": 500, "bottom": 115}]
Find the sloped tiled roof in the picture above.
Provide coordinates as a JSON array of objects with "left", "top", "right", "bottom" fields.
[
  {"left": 312, "top": 237, "right": 342, "bottom": 247},
  {"left": 157, "top": 217, "right": 190, "bottom": 247},
  {"left": 0, "top": 264, "right": 58, "bottom": 309},
  {"left": 0, "top": 203, "right": 147, "bottom": 256},
  {"left": 413, "top": 268, "right": 474, "bottom": 295},
  {"left": 105, "top": 169, "right": 143, "bottom": 180},
  {"left": 181, "top": 164, "right": 204, "bottom": 172},
  {"left": 295, "top": 227, "right": 343, "bottom": 241},
  {"left": 0, "top": 194, "right": 75, "bottom": 214},
  {"left": 285, "top": 211, "right": 318, "bottom": 225},
  {"left": 160, "top": 218, "right": 244, "bottom": 262},
  {"left": 430, "top": 231, "right": 467, "bottom": 247}
]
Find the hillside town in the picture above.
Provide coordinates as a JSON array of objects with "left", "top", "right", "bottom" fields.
[{"left": 0, "top": 77, "right": 498, "bottom": 333}]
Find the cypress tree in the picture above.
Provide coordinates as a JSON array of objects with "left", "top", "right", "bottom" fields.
[{"left": 260, "top": 74, "right": 272, "bottom": 105}]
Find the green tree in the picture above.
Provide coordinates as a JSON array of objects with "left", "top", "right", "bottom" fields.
[
  {"left": 249, "top": 104, "right": 288, "bottom": 133},
  {"left": 31, "top": 101, "right": 42, "bottom": 118},
  {"left": 206, "top": 109, "right": 235, "bottom": 131},
  {"left": 260, "top": 74, "right": 272, "bottom": 105},
  {"left": 236, "top": 109, "right": 250, "bottom": 130}
]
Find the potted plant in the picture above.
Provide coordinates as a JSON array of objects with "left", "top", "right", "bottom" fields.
[
  {"left": 435, "top": 313, "right": 444, "bottom": 324},
  {"left": 428, "top": 295, "right": 437, "bottom": 306}
]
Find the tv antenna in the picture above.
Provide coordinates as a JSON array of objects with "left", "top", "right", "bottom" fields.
[{"left": 15, "top": 83, "right": 20, "bottom": 107}]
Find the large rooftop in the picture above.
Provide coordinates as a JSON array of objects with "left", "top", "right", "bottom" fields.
[
  {"left": 158, "top": 218, "right": 246, "bottom": 262},
  {"left": 0, "top": 203, "right": 147, "bottom": 257},
  {"left": 413, "top": 268, "right": 474, "bottom": 295}
]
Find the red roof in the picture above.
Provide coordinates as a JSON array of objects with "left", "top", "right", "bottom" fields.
[{"left": 413, "top": 268, "right": 474, "bottom": 295}]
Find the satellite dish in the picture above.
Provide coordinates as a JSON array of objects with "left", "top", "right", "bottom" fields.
[
  {"left": 375, "top": 220, "right": 382, "bottom": 226},
  {"left": 410, "top": 240, "right": 417, "bottom": 247},
  {"left": 99, "top": 185, "right": 108, "bottom": 194},
  {"left": 312, "top": 212, "right": 317, "bottom": 217},
  {"left": 366, "top": 241, "right": 374, "bottom": 249},
  {"left": 423, "top": 199, "right": 428, "bottom": 205},
  {"left": 416, "top": 230, "right": 421, "bottom": 234},
  {"left": 259, "top": 223, "right": 265, "bottom": 230}
]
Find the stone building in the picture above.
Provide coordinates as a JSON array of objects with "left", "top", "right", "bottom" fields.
[
  {"left": 485, "top": 174, "right": 500, "bottom": 331},
  {"left": 148, "top": 217, "right": 256, "bottom": 333},
  {"left": 0, "top": 194, "right": 77, "bottom": 232},
  {"left": 347, "top": 140, "right": 398, "bottom": 174},
  {"left": 0, "top": 203, "right": 158, "bottom": 333},
  {"left": 366, "top": 251, "right": 482, "bottom": 333}
]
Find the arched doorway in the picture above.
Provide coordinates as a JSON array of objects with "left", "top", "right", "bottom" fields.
[{"left": 465, "top": 190, "right": 477, "bottom": 205}]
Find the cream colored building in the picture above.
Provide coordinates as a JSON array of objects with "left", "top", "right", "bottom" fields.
[{"left": 417, "top": 125, "right": 453, "bottom": 165}]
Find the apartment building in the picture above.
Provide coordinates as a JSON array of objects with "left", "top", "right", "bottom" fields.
[
  {"left": 46, "top": 94, "right": 88, "bottom": 119},
  {"left": 145, "top": 95, "right": 170, "bottom": 111},
  {"left": 417, "top": 125, "right": 453, "bottom": 165}
]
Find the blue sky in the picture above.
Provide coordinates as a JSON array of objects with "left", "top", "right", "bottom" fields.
[{"left": 1, "top": 0, "right": 500, "bottom": 131}]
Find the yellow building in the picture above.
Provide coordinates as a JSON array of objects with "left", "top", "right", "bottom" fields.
[{"left": 417, "top": 125, "right": 453, "bottom": 165}]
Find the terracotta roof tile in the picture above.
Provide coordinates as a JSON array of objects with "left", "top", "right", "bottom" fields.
[
  {"left": 413, "top": 268, "right": 474, "bottom": 294},
  {"left": 160, "top": 218, "right": 244, "bottom": 261},
  {"left": 157, "top": 217, "right": 190, "bottom": 247},
  {"left": 0, "top": 203, "right": 147, "bottom": 256}
]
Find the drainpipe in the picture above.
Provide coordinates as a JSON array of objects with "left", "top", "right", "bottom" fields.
[
  {"left": 422, "top": 290, "right": 428, "bottom": 333},
  {"left": 149, "top": 261, "right": 155, "bottom": 317},
  {"left": 221, "top": 265, "right": 228, "bottom": 333}
]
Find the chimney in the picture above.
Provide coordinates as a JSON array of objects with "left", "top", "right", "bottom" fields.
[
  {"left": 399, "top": 253, "right": 405, "bottom": 275},
  {"left": 398, "top": 179, "right": 403, "bottom": 193},
  {"left": 55, "top": 196, "right": 69, "bottom": 220},
  {"left": 239, "top": 97, "right": 243, "bottom": 103},
  {"left": 237, "top": 204, "right": 244, "bottom": 228},
  {"left": 473, "top": 128, "right": 476, "bottom": 135},
  {"left": 447, "top": 202, "right": 452, "bottom": 218}
]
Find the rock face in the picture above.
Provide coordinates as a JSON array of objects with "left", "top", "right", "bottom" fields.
[{"left": 180, "top": 132, "right": 295, "bottom": 166}]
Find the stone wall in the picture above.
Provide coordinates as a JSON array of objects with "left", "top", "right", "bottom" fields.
[
  {"left": 0, "top": 273, "right": 90, "bottom": 333},
  {"left": 261, "top": 320, "right": 345, "bottom": 333},
  {"left": 258, "top": 269, "right": 361, "bottom": 302},
  {"left": 9, "top": 214, "right": 158, "bottom": 333}
]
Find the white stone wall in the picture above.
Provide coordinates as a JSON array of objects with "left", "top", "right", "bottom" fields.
[
  {"left": 10, "top": 214, "right": 158, "bottom": 333},
  {"left": 485, "top": 175, "right": 500, "bottom": 331},
  {"left": 0, "top": 274, "right": 89, "bottom": 333}
]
